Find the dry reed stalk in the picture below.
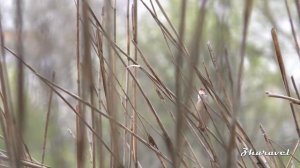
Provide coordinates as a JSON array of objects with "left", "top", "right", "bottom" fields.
[
  {"left": 15, "top": 0, "right": 26, "bottom": 166},
  {"left": 75, "top": 0, "right": 82, "bottom": 167},
  {"left": 76, "top": 0, "right": 80, "bottom": 102},
  {"left": 96, "top": 25, "right": 104, "bottom": 168},
  {"left": 174, "top": 0, "right": 187, "bottom": 167},
  {"left": 291, "top": 76, "right": 300, "bottom": 99},
  {"left": 41, "top": 72, "right": 55, "bottom": 164},
  {"left": 97, "top": 14, "right": 107, "bottom": 99},
  {"left": 266, "top": 92, "right": 300, "bottom": 105},
  {"left": 91, "top": 71, "right": 96, "bottom": 168},
  {"left": 88, "top": 6, "right": 105, "bottom": 168},
  {"left": 77, "top": 0, "right": 94, "bottom": 167},
  {"left": 131, "top": 0, "right": 138, "bottom": 167},
  {"left": 104, "top": 0, "right": 121, "bottom": 167},
  {"left": 271, "top": 28, "right": 300, "bottom": 139},
  {"left": 123, "top": 0, "right": 131, "bottom": 166}
]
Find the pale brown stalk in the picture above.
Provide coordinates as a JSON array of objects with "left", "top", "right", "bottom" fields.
[
  {"left": 104, "top": 0, "right": 121, "bottom": 167},
  {"left": 271, "top": 28, "right": 300, "bottom": 139},
  {"left": 15, "top": 0, "right": 26, "bottom": 166},
  {"left": 41, "top": 72, "right": 55, "bottom": 164},
  {"left": 131, "top": 0, "right": 138, "bottom": 167}
]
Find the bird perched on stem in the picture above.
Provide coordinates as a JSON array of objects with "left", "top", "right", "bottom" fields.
[{"left": 196, "top": 88, "right": 209, "bottom": 130}]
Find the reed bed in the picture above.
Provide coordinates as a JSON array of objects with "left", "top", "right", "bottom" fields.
[{"left": 0, "top": 0, "right": 299, "bottom": 167}]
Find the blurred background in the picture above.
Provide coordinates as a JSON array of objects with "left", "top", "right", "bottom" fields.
[{"left": 0, "top": 0, "right": 300, "bottom": 167}]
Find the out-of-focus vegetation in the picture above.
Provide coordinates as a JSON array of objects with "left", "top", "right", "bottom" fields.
[{"left": 0, "top": 0, "right": 299, "bottom": 167}]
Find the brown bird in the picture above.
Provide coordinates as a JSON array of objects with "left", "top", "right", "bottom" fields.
[{"left": 196, "top": 88, "right": 209, "bottom": 130}]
